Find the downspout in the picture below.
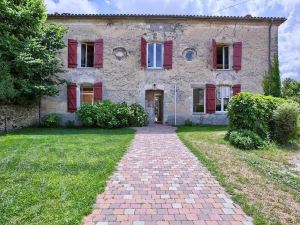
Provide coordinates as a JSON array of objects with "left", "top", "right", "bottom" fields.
[
  {"left": 268, "top": 19, "right": 274, "bottom": 94},
  {"left": 174, "top": 82, "right": 177, "bottom": 126}
]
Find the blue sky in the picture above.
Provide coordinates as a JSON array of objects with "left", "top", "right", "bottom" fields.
[{"left": 46, "top": 0, "right": 300, "bottom": 80}]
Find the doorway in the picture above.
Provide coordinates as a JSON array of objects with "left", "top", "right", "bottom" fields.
[{"left": 145, "top": 90, "right": 164, "bottom": 124}]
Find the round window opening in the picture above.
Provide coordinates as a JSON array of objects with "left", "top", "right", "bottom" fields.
[
  {"left": 183, "top": 48, "right": 197, "bottom": 61},
  {"left": 113, "top": 47, "right": 127, "bottom": 61}
]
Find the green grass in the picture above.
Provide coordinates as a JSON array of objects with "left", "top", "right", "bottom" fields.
[
  {"left": 0, "top": 128, "right": 135, "bottom": 225},
  {"left": 177, "top": 125, "right": 300, "bottom": 225}
]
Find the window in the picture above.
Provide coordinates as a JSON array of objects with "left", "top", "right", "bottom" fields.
[
  {"left": 193, "top": 88, "right": 205, "bottom": 113},
  {"left": 80, "top": 85, "right": 94, "bottom": 105},
  {"left": 216, "top": 86, "right": 231, "bottom": 112},
  {"left": 147, "top": 43, "right": 163, "bottom": 68},
  {"left": 216, "top": 45, "right": 229, "bottom": 69},
  {"left": 81, "top": 43, "right": 94, "bottom": 67},
  {"left": 185, "top": 51, "right": 194, "bottom": 61}
]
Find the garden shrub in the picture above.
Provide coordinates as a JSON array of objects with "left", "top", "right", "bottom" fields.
[
  {"left": 272, "top": 101, "right": 300, "bottom": 144},
  {"left": 42, "top": 114, "right": 62, "bottom": 127},
  {"left": 184, "top": 119, "right": 194, "bottom": 126},
  {"left": 76, "top": 100, "right": 148, "bottom": 128},
  {"left": 228, "top": 129, "right": 266, "bottom": 150},
  {"left": 227, "top": 92, "right": 285, "bottom": 139},
  {"left": 129, "top": 103, "right": 148, "bottom": 126}
]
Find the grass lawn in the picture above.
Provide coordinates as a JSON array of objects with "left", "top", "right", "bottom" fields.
[
  {"left": 0, "top": 128, "right": 135, "bottom": 225},
  {"left": 177, "top": 126, "right": 300, "bottom": 225}
]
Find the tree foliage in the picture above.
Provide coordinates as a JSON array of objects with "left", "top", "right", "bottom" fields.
[
  {"left": 281, "top": 78, "right": 300, "bottom": 104},
  {"left": 263, "top": 57, "right": 281, "bottom": 97},
  {"left": 0, "top": 0, "right": 67, "bottom": 105}
]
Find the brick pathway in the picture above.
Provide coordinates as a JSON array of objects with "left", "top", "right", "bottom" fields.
[{"left": 84, "top": 125, "right": 253, "bottom": 225}]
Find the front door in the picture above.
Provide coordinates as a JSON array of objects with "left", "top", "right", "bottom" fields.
[{"left": 145, "top": 90, "right": 164, "bottom": 124}]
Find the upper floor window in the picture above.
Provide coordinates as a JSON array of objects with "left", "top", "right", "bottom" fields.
[
  {"left": 216, "top": 86, "right": 231, "bottom": 112},
  {"left": 81, "top": 43, "right": 94, "bottom": 67},
  {"left": 147, "top": 43, "right": 163, "bottom": 69},
  {"left": 216, "top": 45, "right": 229, "bottom": 70},
  {"left": 80, "top": 84, "right": 94, "bottom": 105},
  {"left": 193, "top": 88, "right": 205, "bottom": 113}
]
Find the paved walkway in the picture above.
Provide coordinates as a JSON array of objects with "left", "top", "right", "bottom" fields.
[{"left": 84, "top": 125, "right": 252, "bottom": 225}]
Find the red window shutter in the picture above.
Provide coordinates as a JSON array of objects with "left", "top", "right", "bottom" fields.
[
  {"left": 232, "top": 84, "right": 241, "bottom": 96},
  {"left": 94, "top": 82, "right": 103, "bottom": 102},
  {"left": 141, "top": 37, "right": 147, "bottom": 68},
  {"left": 206, "top": 84, "right": 216, "bottom": 114},
  {"left": 94, "top": 39, "right": 103, "bottom": 68},
  {"left": 212, "top": 39, "right": 217, "bottom": 70},
  {"left": 163, "top": 40, "right": 173, "bottom": 69},
  {"left": 67, "top": 83, "right": 77, "bottom": 112},
  {"left": 233, "top": 42, "right": 242, "bottom": 71},
  {"left": 68, "top": 39, "right": 77, "bottom": 68}
]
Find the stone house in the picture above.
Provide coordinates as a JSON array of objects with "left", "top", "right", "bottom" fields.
[{"left": 42, "top": 13, "right": 285, "bottom": 125}]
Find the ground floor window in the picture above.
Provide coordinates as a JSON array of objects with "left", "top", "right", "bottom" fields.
[
  {"left": 193, "top": 88, "right": 205, "bottom": 113},
  {"left": 216, "top": 86, "right": 231, "bottom": 112},
  {"left": 80, "top": 84, "right": 94, "bottom": 105}
]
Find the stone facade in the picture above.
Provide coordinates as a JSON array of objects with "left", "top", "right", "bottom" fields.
[
  {"left": 42, "top": 14, "right": 284, "bottom": 125},
  {"left": 0, "top": 105, "right": 39, "bottom": 132}
]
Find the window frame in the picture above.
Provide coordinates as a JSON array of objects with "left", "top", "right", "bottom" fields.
[
  {"left": 147, "top": 43, "right": 164, "bottom": 69},
  {"left": 80, "top": 42, "right": 95, "bottom": 68},
  {"left": 192, "top": 87, "right": 206, "bottom": 114},
  {"left": 216, "top": 45, "right": 230, "bottom": 70},
  {"left": 216, "top": 86, "right": 232, "bottom": 113},
  {"left": 80, "top": 84, "right": 94, "bottom": 105}
]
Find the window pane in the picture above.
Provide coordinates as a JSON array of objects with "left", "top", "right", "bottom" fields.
[
  {"left": 216, "top": 87, "right": 222, "bottom": 111},
  {"left": 87, "top": 44, "right": 94, "bottom": 67},
  {"left": 193, "top": 88, "right": 204, "bottom": 113},
  {"left": 224, "top": 98, "right": 229, "bottom": 111},
  {"left": 80, "top": 86, "right": 94, "bottom": 105},
  {"left": 224, "top": 46, "right": 229, "bottom": 69},
  {"left": 81, "top": 44, "right": 86, "bottom": 67},
  {"left": 156, "top": 44, "right": 162, "bottom": 67},
  {"left": 216, "top": 46, "right": 223, "bottom": 69},
  {"left": 148, "top": 43, "right": 154, "bottom": 68}
]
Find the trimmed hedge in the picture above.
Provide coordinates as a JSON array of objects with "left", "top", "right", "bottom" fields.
[
  {"left": 76, "top": 100, "right": 148, "bottom": 128},
  {"left": 227, "top": 92, "right": 285, "bottom": 139}
]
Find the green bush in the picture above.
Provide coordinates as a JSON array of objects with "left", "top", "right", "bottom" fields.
[
  {"left": 184, "top": 119, "right": 194, "bottom": 126},
  {"left": 272, "top": 101, "right": 300, "bottom": 144},
  {"left": 228, "top": 92, "right": 285, "bottom": 139},
  {"left": 42, "top": 114, "right": 62, "bottom": 127},
  {"left": 76, "top": 100, "right": 148, "bottom": 128},
  {"left": 228, "top": 129, "right": 266, "bottom": 150},
  {"left": 129, "top": 103, "right": 148, "bottom": 126}
]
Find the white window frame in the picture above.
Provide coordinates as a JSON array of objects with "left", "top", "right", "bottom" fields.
[
  {"left": 216, "top": 86, "right": 232, "bottom": 113},
  {"left": 80, "top": 84, "right": 94, "bottom": 105},
  {"left": 192, "top": 88, "right": 206, "bottom": 114},
  {"left": 147, "top": 43, "right": 164, "bottom": 69},
  {"left": 216, "top": 45, "right": 230, "bottom": 70},
  {"left": 80, "top": 42, "right": 94, "bottom": 68}
]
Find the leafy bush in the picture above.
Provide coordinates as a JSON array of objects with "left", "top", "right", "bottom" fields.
[
  {"left": 228, "top": 92, "right": 285, "bottom": 139},
  {"left": 76, "top": 100, "right": 148, "bottom": 128},
  {"left": 42, "top": 114, "right": 62, "bottom": 127},
  {"left": 228, "top": 129, "right": 266, "bottom": 150},
  {"left": 272, "top": 101, "right": 300, "bottom": 144},
  {"left": 129, "top": 103, "right": 148, "bottom": 126},
  {"left": 184, "top": 119, "right": 194, "bottom": 126}
]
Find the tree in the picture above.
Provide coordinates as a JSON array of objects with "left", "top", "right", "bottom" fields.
[
  {"left": 262, "top": 57, "right": 281, "bottom": 97},
  {"left": 0, "top": 0, "right": 67, "bottom": 105},
  {"left": 282, "top": 78, "right": 300, "bottom": 104}
]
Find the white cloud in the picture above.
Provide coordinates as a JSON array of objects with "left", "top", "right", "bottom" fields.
[{"left": 45, "top": 0, "right": 99, "bottom": 14}]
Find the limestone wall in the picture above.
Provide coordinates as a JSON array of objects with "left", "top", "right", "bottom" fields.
[
  {"left": 42, "top": 17, "right": 281, "bottom": 125},
  {"left": 0, "top": 105, "right": 39, "bottom": 132}
]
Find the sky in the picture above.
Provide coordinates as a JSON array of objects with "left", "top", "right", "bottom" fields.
[{"left": 45, "top": 0, "right": 300, "bottom": 80}]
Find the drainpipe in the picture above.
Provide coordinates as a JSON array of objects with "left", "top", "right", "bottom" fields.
[
  {"left": 174, "top": 82, "right": 177, "bottom": 126},
  {"left": 268, "top": 19, "right": 274, "bottom": 94}
]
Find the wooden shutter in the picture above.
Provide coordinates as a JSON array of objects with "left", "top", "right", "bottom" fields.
[
  {"left": 141, "top": 37, "right": 147, "bottom": 68},
  {"left": 206, "top": 84, "right": 216, "bottom": 114},
  {"left": 94, "top": 39, "right": 103, "bottom": 68},
  {"left": 67, "top": 83, "right": 77, "bottom": 112},
  {"left": 163, "top": 40, "right": 173, "bottom": 69},
  {"left": 233, "top": 42, "right": 242, "bottom": 71},
  {"left": 212, "top": 39, "right": 217, "bottom": 70},
  {"left": 68, "top": 39, "right": 77, "bottom": 68},
  {"left": 232, "top": 84, "right": 241, "bottom": 96},
  {"left": 94, "top": 82, "right": 103, "bottom": 102}
]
